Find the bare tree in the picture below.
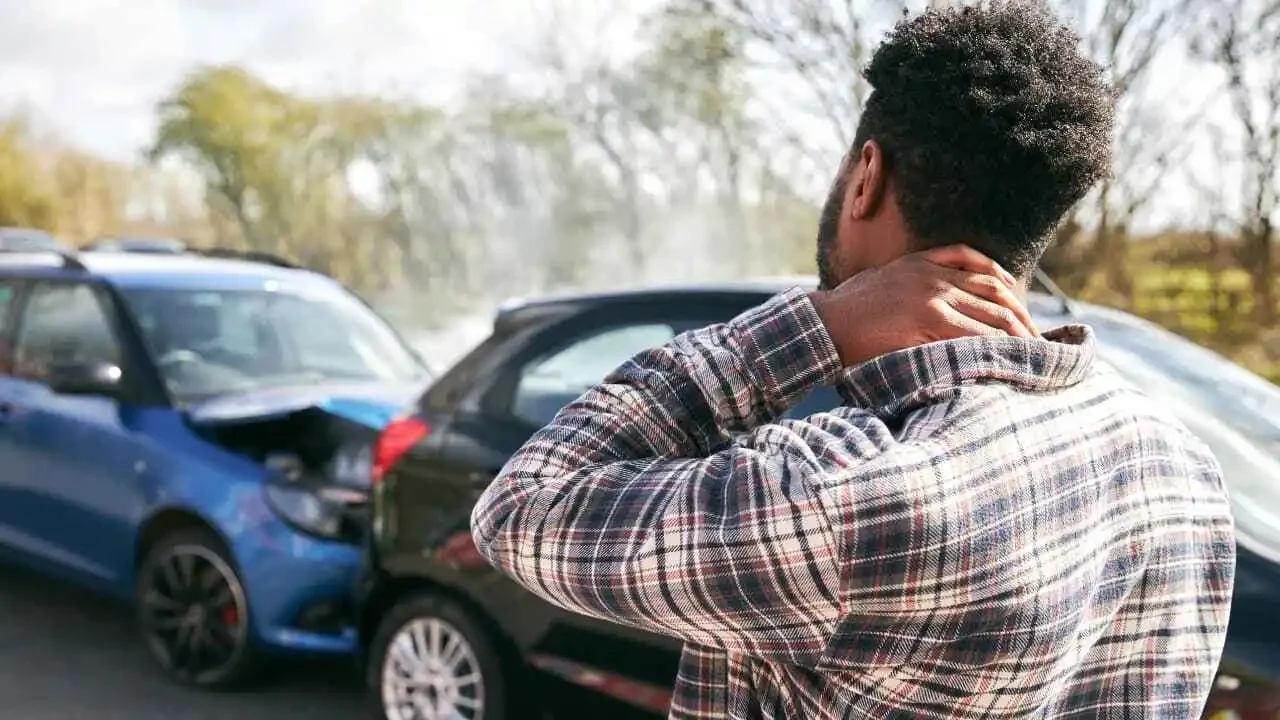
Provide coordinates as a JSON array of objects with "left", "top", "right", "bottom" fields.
[
  {"left": 1184, "top": 127, "right": 1245, "bottom": 339},
  {"left": 519, "top": 3, "right": 656, "bottom": 276},
  {"left": 1042, "top": 0, "right": 1194, "bottom": 299},
  {"left": 1193, "top": 0, "right": 1280, "bottom": 324},
  {"left": 662, "top": 0, "right": 907, "bottom": 184}
]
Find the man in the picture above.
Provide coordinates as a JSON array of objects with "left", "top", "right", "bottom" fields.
[{"left": 472, "top": 4, "right": 1235, "bottom": 718}]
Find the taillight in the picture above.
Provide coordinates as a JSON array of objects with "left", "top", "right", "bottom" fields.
[{"left": 372, "top": 416, "right": 430, "bottom": 485}]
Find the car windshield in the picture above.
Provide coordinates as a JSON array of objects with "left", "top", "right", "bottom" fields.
[{"left": 120, "top": 286, "right": 428, "bottom": 401}]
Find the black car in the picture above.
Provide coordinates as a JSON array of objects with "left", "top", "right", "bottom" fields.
[{"left": 357, "top": 277, "right": 1280, "bottom": 720}]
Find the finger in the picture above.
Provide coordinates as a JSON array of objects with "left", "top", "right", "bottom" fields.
[
  {"left": 945, "top": 291, "right": 1035, "bottom": 339},
  {"left": 946, "top": 270, "right": 1041, "bottom": 337},
  {"left": 929, "top": 303, "right": 1009, "bottom": 342},
  {"left": 919, "top": 245, "right": 1017, "bottom": 287}
]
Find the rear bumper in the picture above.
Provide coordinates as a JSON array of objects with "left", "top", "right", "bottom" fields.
[{"left": 232, "top": 515, "right": 365, "bottom": 655}]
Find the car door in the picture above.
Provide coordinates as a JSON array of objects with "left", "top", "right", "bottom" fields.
[
  {"left": 443, "top": 301, "right": 844, "bottom": 691},
  {"left": 387, "top": 310, "right": 699, "bottom": 566},
  {"left": 458, "top": 308, "right": 709, "bottom": 683},
  {"left": 0, "top": 280, "right": 147, "bottom": 589},
  {"left": 0, "top": 277, "right": 30, "bottom": 558}
]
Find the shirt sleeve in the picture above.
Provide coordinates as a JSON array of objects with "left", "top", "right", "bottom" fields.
[{"left": 470, "top": 288, "right": 870, "bottom": 665}]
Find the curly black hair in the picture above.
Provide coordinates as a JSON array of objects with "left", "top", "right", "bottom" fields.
[{"left": 852, "top": 1, "right": 1115, "bottom": 277}]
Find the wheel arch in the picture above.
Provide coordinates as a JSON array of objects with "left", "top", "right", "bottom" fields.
[
  {"left": 359, "top": 574, "right": 525, "bottom": 677},
  {"left": 132, "top": 505, "right": 263, "bottom": 689},
  {"left": 134, "top": 506, "right": 234, "bottom": 570}
]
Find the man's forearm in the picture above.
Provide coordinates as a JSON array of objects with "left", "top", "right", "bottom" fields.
[
  {"left": 503, "top": 288, "right": 845, "bottom": 468},
  {"left": 468, "top": 288, "right": 849, "bottom": 658}
]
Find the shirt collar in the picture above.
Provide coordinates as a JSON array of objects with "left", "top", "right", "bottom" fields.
[{"left": 833, "top": 324, "right": 1097, "bottom": 418}]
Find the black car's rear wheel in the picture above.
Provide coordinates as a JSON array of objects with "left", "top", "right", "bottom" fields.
[
  {"left": 368, "top": 594, "right": 512, "bottom": 720},
  {"left": 136, "top": 527, "right": 260, "bottom": 689}
]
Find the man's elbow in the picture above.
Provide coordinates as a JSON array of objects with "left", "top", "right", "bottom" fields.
[{"left": 468, "top": 484, "right": 511, "bottom": 569}]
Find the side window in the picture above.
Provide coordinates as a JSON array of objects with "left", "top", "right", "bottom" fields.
[
  {"left": 512, "top": 323, "right": 677, "bottom": 426},
  {"left": 0, "top": 282, "right": 16, "bottom": 374},
  {"left": 13, "top": 283, "right": 121, "bottom": 384}
]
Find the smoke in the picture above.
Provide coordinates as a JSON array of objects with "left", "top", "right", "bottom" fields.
[
  {"left": 409, "top": 315, "right": 494, "bottom": 374},
  {"left": 383, "top": 193, "right": 819, "bottom": 368}
]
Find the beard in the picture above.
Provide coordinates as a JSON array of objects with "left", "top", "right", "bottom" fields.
[{"left": 814, "top": 176, "right": 847, "bottom": 291}]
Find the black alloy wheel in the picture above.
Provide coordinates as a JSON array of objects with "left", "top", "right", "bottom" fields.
[{"left": 136, "top": 528, "right": 260, "bottom": 689}]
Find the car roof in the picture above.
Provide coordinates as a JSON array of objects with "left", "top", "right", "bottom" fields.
[
  {"left": 86, "top": 236, "right": 186, "bottom": 251},
  {"left": 0, "top": 249, "right": 335, "bottom": 291},
  {"left": 0, "top": 226, "right": 58, "bottom": 238},
  {"left": 0, "top": 227, "right": 72, "bottom": 251},
  {"left": 494, "top": 275, "right": 1086, "bottom": 329},
  {"left": 494, "top": 276, "right": 821, "bottom": 328}
]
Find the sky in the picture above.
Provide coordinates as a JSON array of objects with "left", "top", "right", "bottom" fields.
[
  {"left": 0, "top": 0, "right": 1242, "bottom": 231},
  {"left": 0, "top": 0, "right": 555, "bottom": 161}
]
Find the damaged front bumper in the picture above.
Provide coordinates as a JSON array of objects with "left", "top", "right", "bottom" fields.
[
  {"left": 183, "top": 381, "right": 419, "bottom": 655},
  {"left": 231, "top": 507, "right": 366, "bottom": 655},
  {"left": 189, "top": 382, "right": 409, "bottom": 545}
]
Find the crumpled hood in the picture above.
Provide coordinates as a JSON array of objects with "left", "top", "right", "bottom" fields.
[{"left": 184, "top": 380, "right": 422, "bottom": 429}]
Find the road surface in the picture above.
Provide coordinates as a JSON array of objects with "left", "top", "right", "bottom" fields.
[
  {"left": 0, "top": 560, "right": 660, "bottom": 719},
  {"left": 0, "top": 562, "right": 365, "bottom": 720}
]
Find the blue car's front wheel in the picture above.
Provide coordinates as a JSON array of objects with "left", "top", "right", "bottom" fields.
[{"left": 136, "top": 527, "right": 263, "bottom": 689}]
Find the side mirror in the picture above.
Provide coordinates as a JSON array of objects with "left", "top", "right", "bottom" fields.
[{"left": 46, "top": 360, "right": 124, "bottom": 399}]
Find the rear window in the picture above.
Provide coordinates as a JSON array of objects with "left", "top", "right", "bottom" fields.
[
  {"left": 420, "top": 328, "right": 515, "bottom": 412},
  {"left": 512, "top": 322, "right": 679, "bottom": 426}
]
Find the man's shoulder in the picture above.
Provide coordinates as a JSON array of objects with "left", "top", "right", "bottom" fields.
[
  {"left": 1077, "top": 362, "right": 1221, "bottom": 463},
  {"left": 932, "top": 365, "right": 1211, "bottom": 463}
]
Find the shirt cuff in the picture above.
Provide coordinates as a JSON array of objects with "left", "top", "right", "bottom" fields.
[{"left": 731, "top": 287, "right": 844, "bottom": 408}]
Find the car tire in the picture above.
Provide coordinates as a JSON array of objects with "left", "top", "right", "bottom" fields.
[
  {"left": 368, "top": 593, "right": 514, "bottom": 720},
  {"left": 135, "top": 526, "right": 263, "bottom": 690}
]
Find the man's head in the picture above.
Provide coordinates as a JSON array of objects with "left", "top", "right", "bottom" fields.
[{"left": 815, "top": 2, "right": 1115, "bottom": 291}]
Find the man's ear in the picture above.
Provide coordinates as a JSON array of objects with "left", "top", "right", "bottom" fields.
[{"left": 846, "top": 139, "right": 887, "bottom": 220}]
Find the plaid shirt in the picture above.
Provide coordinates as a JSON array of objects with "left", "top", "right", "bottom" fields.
[{"left": 472, "top": 288, "right": 1236, "bottom": 719}]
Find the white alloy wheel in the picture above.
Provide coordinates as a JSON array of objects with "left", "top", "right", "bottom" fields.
[{"left": 381, "top": 617, "right": 486, "bottom": 720}]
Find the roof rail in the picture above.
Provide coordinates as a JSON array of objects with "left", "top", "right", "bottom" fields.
[
  {"left": 189, "top": 247, "right": 301, "bottom": 270},
  {"left": 0, "top": 248, "right": 87, "bottom": 271},
  {"left": 85, "top": 236, "right": 187, "bottom": 254}
]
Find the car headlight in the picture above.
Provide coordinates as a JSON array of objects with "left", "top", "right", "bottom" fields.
[
  {"left": 263, "top": 452, "right": 369, "bottom": 540},
  {"left": 329, "top": 442, "right": 373, "bottom": 487},
  {"left": 264, "top": 483, "right": 346, "bottom": 539}
]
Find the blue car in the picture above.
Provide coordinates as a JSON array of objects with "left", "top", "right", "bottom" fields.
[
  {"left": 0, "top": 227, "right": 73, "bottom": 253},
  {"left": 84, "top": 236, "right": 188, "bottom": 254},
  {"left": 0, "top": 247, "right": 430, "bottom": 688}
]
